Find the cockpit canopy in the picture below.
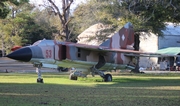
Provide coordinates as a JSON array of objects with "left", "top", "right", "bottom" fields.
[{"left": 32, "top": 39, "right": 55, "bottom": 46}]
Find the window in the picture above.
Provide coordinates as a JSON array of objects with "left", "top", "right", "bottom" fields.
[{"left": 77, "top": 48, "right": 81, "bottom": 57}]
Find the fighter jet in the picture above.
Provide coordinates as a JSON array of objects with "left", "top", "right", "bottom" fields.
[{"left": 6, "top": 22, "right": 147, "bottom": 83}]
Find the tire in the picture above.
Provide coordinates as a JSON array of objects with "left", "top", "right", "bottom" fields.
[
  {"left": 69, "top": 73, "right": 78, "bottom": 80},
  {"left": 37, "top": 78, "right": 44, "bottom": 83},
  {"left": 104, "top": 74, "right": 112, "bottom": 82},
  {"left": 57, "top": 67, "right": 68, "bottom": 72}
]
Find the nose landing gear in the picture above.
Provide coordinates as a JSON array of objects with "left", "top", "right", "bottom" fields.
[{"left": 35, "top": 64, "right": 44, "bottom": 83}]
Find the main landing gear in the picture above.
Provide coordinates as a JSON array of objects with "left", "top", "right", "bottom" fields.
[
  {"left": 92, "top": 54, "right": 113, "bottom": 82},
  {"left": 91, "top": 66, "right": 113, "bottom": 82},
  {"left": 69, "top": 67, "right": 112, "bottom": 82},
  {"left": 35, "top": 65, "right": 44, "bottom": 83},
  {"left": 103, "top": 73, "right": 112, "bottom": 82},
  {"left": 69, "top": 70, "right": 112, "bottom": 82},
  {"left": 69, "top": 73, "right": 78, "bottom": 80}
]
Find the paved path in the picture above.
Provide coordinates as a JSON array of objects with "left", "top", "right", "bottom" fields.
[
  {"left": 143, "top": 70, "right": 180, "bottom": 73},
  {"left": 1, "top": 57, "right": 180, "bottom": 74},
  {"left": 0, "top": 57, "right": 57, "bottom": 73}
]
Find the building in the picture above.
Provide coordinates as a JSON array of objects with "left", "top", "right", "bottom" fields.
[
  {"left": 77, "top": 22, "right": 180, "bottom": 70},
  {"left": 159, "top": 22, "right": 180, "bottom": 49},
  {"left": 140, "top": 22, "right": 180, "bottom": 70}
]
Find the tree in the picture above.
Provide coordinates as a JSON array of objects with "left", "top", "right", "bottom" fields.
[
  {"left": 0, "top": 0, "right": 29, "bottom": 19},
  {"left": 0, "top": 19, "right": 22, "bottom": 55},
  {"left": 40, "top": 0, "right": 74, "bottom": 41},
  {"left": 122, "top": 0, "right": 180, "bottom": 34},
  {"left": 0, "top": 1, "right": 57, "bottom": 54},
  {"left": 16, "top": 12, "right": 54, "bottom": 45},
  {"left": 70, "top": 0, "right": 124, "bottom": 42},
  {"left": 0, "top": 0, "right": 10, "bottom": 19},
  {"left": 0, "top": 0, "right": 29, "bottom": 56}
]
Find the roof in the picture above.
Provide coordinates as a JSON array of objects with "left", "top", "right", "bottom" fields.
[
  {"left": 162, "top": 22, "right": 180, "bottom": 35},
  {"left": 156, "top": 47, "right": 180, "bottom": 55}
]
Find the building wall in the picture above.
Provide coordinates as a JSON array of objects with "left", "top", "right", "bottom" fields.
[
  {"left": 138, "top": 34, "right": 180, "bottom": 69},
  {"left": 139, "top": 33, "right": 158, "bottom": 69},
  {"left": 158, "top": 35, "right": 180, "bottom": 49}
]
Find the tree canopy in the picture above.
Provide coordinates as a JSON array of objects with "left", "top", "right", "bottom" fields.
[
  {"left": 41, "top": 0, "right": 74, "bottom": 41},
  {"left": 71, "top": 0, "right": 180, "bottom": 37},
  {"left": 0, "top": 1, "right": 57, "bottom": 54},
  {"left": 1, "top": 0, "right": 180, "bottom": 56},
  {"left": 123, "top": 0, "right": 180, "bottom": 34},
  {"left": 0, "top": 0, "right": 29, "bottom": 19}
]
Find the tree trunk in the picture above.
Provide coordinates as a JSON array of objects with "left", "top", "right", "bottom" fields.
[
  {"left": 65, "top": 0, "right": 70, "bottom": 41},
  {"left": 65, "top": 25, "right": 69, "bottom": 41},
  {"left": 131, "top": 33, "right": 140, "bottom": 73},
  {"left": 47, "top": 0, "right": 73, "bottom": 41},
  {"left": 132, "top": 57, "right": 140, "bottom": 73},
  {"left": 1, "top": 38, "right": 5, "bottom": 57}
]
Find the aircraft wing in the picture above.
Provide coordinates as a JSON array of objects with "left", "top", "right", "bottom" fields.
[
  {"left": 74, "top": 43, "right": 180, "bottom": 57},
  {"left": 124, "top": 53, "right": 180, "bottom": 57},
  {"left": 74, "top": 43, "right": 143, "bottom": 53}
]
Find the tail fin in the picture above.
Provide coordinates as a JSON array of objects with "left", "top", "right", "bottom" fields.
[{"left": 100, "top": 22, "right": 134, "bottom": 50}]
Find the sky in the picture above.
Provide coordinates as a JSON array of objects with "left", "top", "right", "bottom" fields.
[{"left": 29, "top": 0, "right": 85, "bottom": 10}]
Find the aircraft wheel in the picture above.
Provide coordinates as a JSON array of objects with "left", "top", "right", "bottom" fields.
[
  {"left": 69, "top": 73, "right": 78, "bottom": 80},
  {"left": 57, "top": 67, "right": 68, "bottom": 72},
  {"left": 104, "top": 74, "right": 112, "bottom": 82},
  {"left": 37, "top": 78, "right": 44, "bottom": 83}
]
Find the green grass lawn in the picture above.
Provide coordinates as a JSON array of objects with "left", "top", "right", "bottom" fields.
[{"left": 0, "top": 72, "right": 180, "bottom": 106}]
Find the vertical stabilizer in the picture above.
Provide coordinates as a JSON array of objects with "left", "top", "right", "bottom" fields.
[{"left": 100, "top": 22, "right": 134, "bottom": 50}]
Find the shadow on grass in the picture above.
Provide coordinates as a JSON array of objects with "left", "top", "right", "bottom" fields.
[
  {"left": 1, "top": 72, "right": 180, "bottom": 106},
  {"left": 1, "top": 72, "right": 180, "bottom": 87},
  {"left": 77, "top": 73, "right": 180, "bottom": 87},
  {"left": 115, "top": 75, "right": 180, "bottom": 82},
  {"left": 0, "top": 81, "right": 180, "bottom": 106}
]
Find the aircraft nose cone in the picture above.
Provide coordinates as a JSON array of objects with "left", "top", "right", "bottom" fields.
[{"left": 6, "top": 47, "right": 32, "bottom": 62}]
